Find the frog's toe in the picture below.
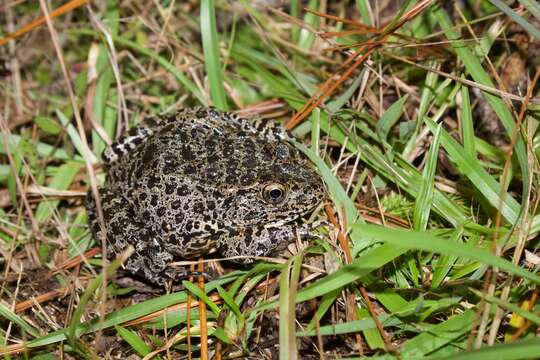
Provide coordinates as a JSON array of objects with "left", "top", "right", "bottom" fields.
[{"left": 162, "top": 267, "right": 189, "bottom": 282}]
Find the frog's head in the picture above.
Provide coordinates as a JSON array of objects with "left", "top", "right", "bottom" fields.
[
  {"left": 259, "top": 162, "right": 325, "bottom": 223},
  {"left": 222, "top": 149, "right": 325, "bottom": 226}
]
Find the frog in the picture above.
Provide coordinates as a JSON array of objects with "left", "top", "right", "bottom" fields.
[{"left": 86, "top": 107, "right": 325, "bottom": 285}]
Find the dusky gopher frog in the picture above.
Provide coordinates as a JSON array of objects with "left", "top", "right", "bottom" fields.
[{"left": 86, "top": 108, "right": 324, "bottom": 284}]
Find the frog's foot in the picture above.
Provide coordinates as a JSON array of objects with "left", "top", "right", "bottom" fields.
[
  {"left": 127, "top": 262, "right": 186, "bottom": 287},
  {"left": 153, "top": 267, "right": 187, "bottom": 284},
  {"left": 295, "top": 220, "right": 328, "bottom": 239}
]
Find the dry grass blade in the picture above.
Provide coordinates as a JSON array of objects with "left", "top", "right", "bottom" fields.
[
  {"left": 485, "top": 66, "right": 540, "bottom": 345},
  {"left": 198, "top": 258, "right": 209, "bottom": 360},
  {"left": 0, "top": 0, "right": 89, "bottom": 47},
  {"left": 304, "top": 7, "right": 379, "bottom": 30},
  {"left": 14, "top": 288, "right": 68, "bottom": 313},
  {"left": 285, "top": 0, "right": 434, "bottom": 129}
]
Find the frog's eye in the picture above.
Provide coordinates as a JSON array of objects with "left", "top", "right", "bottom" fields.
[{"left": 262, "top": 183, "right": 287, "bottom": 204}]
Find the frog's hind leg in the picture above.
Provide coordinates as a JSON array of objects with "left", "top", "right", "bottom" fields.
[
  {"left": 102, "top": 108, "right": 239, "bottom": 164},
  {"left": 85, "top": 187, "right": 184, "bottom": 285}
]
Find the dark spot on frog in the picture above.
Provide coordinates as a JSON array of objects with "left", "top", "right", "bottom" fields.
[
  {"left": 172, "top": 199, "right": 183, "bottom": 209},
  {"left": 193, "top": 201, "right": 205, "bottom": 214},
  {"left": 173, "top": 127, "right": 189, "bottom": 142},
  {"left": 223, "top": 140, "right": 235, "bottom": 156},
  {"left": 142, "top": 143, "right": 157, "bottom": 164},
  {"left": 184, "top": 164, "right": 196, "bottom": 175},
  {"left": 165, "top": 183, "right": 176, "bottom": 195},
  {"left": 147, "top": 175, "right": 160, "bottom": 188},
  {"left": 181, "top": 145, "right": 195, "bottom": 161},
  {"left": 177, "top": 185, "right": 189, "bottom": 196},
  {"left": 275, "top": 143, "right": 290, "bottom": 160},
  {"left": 240, "top": 172, "right": 255, "bottom": 185},
  {"left": 205, "top": 164, "right": 220, "bottom": 179},
  {"left": 157, "top": 207, "right": 166, "bottom": 217},
  {"left": 175, "top": 213, "right": 184, "bottom": 223},
  {"left": 161, "top": 220, "right": 172, "bottom": 232},
  {"left": 206, "top": 154, "right": 220, "bottom": 164},
  {"left": 205, "top": 135, "right": 219, "bottom": 151},
  {"left": 242, "top": 156, "right": 257, "bottom": 169},
  {"left": 145, "top": 117, "right": 158, "bottom": 127},
  {"left": 162, "top": 155, "right": 178, "bottom": 174}
]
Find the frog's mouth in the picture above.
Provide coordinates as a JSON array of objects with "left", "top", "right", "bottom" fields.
[{"left": 262, "top": 218, "right": 298, "bottom": 229}]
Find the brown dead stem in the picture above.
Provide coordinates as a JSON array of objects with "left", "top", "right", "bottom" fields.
[
  {"left": 0, "top": 0, "right": 90, "bottom": 47},
  {"left": 285, "top": 0, "right": 434, "bottom": 130}
]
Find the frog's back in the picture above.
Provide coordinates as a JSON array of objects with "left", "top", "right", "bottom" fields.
[
  {"left": 102, "top": 108, "right": 257, "bottom": 165},
  {"left": 105, "top": 115, "right": 264, "bottom": 189}
]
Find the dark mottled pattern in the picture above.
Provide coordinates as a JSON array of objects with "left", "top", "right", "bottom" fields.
[{"left": 87, "top": 107, "right": 325, "bottom": 284}]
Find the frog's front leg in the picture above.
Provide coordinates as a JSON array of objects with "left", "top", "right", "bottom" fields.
[
  {"left": 216, "top": 224, "right": 317, "bottom": 263},
  {"left": 86, "top": 187, "right": 185, "bottom": 285}
]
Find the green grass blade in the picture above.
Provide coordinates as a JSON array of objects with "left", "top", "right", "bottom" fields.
[
  {"left": 434, "top": 6, "right": 530, "bottom": 214},
  {"left": 0, "top": 302, "right": 40, "bottom": 338},
  {"left": 489, "top": 0, "right": 540, "bottom": 40},
  {"left": 435, "top": 337, "right": 540, "bottom": 360},
  {"left": 114, "top": 326, "right": 153, "bottom": 358},
  {"left": 297, "top": 0, "right": 318, "bottom": 51},
  {"left": 182, "top": 280, "right": 221, "bottom": 316},
  {"left": 295, "top": 244, "right": 407, "bottom": 304},
  {"left": 356, "top": 0, "right": 373, "bottom": 25},
  {"left": 216, "top": 285, "right": 243, "bottom": 320},
  {"left": 413, "top": 123, "right": 441, "bottom": 231},
  {"left": 56, "top": 110, "right": 98, "bottom": 163},
  {"left": 430, "top": 228, "right": 463, "bottom": 289},
  {"left": 91, "top": 46, "right": 114, "bottom": 157},
  {"left": 377, "top": 95, "right": 408, "bottom": 141},
  {"left": 67, "top": 250, "right": 131, "bottom": 346},
  {"left": 424, "top": 117, "right": 520, "bottom": 224},
  {"left": 298, "top": 314, "right": 401, "bottom": 337},
  {"left": 354, "top": 223, "right": 540, "bottom": 285},
  {"left": 201, "top": 0, "right": 228, "bottom": 110},
  {"left": 401, "top": 310, "right": 475, "bottom": 357},
  {"left": 519, "top": 0, "right": 540, "bottom": 22},
  {"left": 279, "top": 254, "right": 302, "bottom": 360},
  {"left": 460, "top": 84, "right": 476, "bottom": 156},
  {"left": 35, "top": 162, "right": 82, "bottom": 223},
  {"left": 469, "top": 288, "right": 540, "bottom": 325},
  {"left": 403, "top": 61, "right": 439, "bottom": 158},
  {"left": 91, "top": 2, "right": 119, "bottom": 156}
]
